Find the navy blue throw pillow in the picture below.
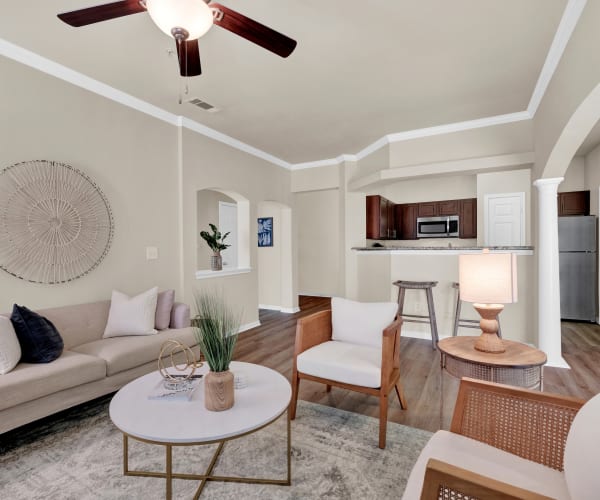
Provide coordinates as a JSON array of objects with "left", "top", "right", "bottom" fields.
[{"left": 10, "top": 305, "right": 64, "bottom": 363}]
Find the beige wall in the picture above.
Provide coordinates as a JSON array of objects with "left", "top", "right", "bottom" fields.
[
  {"left": 291, "top": 165, "right": 340, "bottom": 192},
  {"left": 381, "top": 174, "right": 477, "bottom": 203},
  {"left": 533, "top": 1, "right": 600, "bottom": 180},
  {"left": 559, "top": 156, "right": 585, "bottom": 192},
  {"left": 476, "top": 169, "right": 532, "bottom": 245},
  {"left": 196, "top": 190, "right": 235, "bottom": 268},
  {"left": 388, "top": 121, "right": 533, "bottom": 169},
  {"left": 257, "top": 202, "right": 282, "bottom": 308},
  {"left": 181, "top": 128, "right": 293, "bottom": 327},
  {"left": 0, "top": 56, "right": 180, "bottom": 312},
  {"left": 585, "top": 143, "right": 600, "bottom": 217},
  {"left": 295, "top": 188, "right": 341, "bottom": 296}
]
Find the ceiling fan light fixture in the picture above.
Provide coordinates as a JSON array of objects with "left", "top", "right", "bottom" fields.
[{"left": 146, "top": 0, "right": 213, "bottom": 40}]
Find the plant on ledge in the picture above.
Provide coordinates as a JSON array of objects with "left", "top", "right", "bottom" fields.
[
  {"left": 200, "top": 223, "right": 230, "bottom": 271},
  {"left": 193, "top": 292, "right": 241, "bottom": 411}
]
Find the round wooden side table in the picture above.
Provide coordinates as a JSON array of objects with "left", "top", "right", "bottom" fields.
[{"left": 438, "top": 336, "right": 547, "bottom": 428}]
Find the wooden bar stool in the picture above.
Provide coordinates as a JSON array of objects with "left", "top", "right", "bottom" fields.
[
  {"left": 451, "top": 282, "right": 502, "bottom": 338},
  {"left": 393, "top": 280, "right": 439, "bottom": 350}
]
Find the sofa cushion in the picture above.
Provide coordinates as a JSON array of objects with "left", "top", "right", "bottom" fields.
[
  {"left": 0, "top": 316, "right": 21, "bottom": 374},
  {"left": 0, "top": 351, "right": 106, "bottom": 411},
  {"left": 11, "top": 305, "right": 64, "bottom": 363},
  {"left": 74, "top": 327, "right": 197, "bottom": 376},
  {"left": 401, "top": 430, "right": 570, "bottom": 500},
  {"left": 296, "top": 340, "right": 381, "bottom": 388},
  {"left": 35, "top": 301, "right": 111, "bottom": 349},
  {"left": 564, "top": 392, "right": 600, "bottom": 500},
  {"left": 156, "top": 289, "right": 175, "bottom": 330},
  {"left": 103, "top": 287, "right": 158, "bottom": 338},
  {"left": 331, "top": 297, "right": 397, "bottom": 349}
]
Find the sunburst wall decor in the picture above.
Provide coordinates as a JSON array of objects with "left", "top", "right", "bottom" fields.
[{"left": 0, "top": 160, "right": 114, "bottom": 284}]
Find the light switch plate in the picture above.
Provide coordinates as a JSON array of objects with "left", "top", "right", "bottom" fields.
[{"left": 146, "top": 246, "right": 159, "bottom": 260}]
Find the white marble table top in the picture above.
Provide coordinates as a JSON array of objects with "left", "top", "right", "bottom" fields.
[{"left": 109, "top": 361, "right": 291, "bottom": 444}]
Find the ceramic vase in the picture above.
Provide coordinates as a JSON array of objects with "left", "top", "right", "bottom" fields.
[
  {"left": 204, "top": 370, "right": 234, "bottom": 411},
  {"left": 210, "top": 254, "right": 223, "bottom": 271}
]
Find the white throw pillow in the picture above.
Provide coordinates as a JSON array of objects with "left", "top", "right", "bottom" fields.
[
  {"left": 563, "top": 392, "right": 600, "bottom": 500},
  {"left": 331, "top": 297, "right": 397, "bottom": 349},
  {"left": 0, "top": 315, "right": 21, "bottom": 374},
  {"left": 103, "top": 287, "right": 159, "bottom": 338}
]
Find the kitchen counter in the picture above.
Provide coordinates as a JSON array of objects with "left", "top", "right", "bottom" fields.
[{"left": 352, "top": 245, "right": 534, "bottom": 255}]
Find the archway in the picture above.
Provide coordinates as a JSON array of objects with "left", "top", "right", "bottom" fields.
[
  {"left": 535, "top": 83, "right": 600, "bottom": 367},
  {"left": 257, "top": 200, "right": 298, "bottom": 313},
  {"left": 196, "top": 188, "right": 250, "bottom": 271}
]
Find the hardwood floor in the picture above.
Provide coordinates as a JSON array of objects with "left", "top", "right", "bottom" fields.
[{"left": 235, "top": 296, "right": 600, "bottom": 433}]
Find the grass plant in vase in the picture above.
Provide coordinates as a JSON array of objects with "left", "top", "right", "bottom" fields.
[{"left": 193, "top": 292, "right": 240, "bottom": 411}]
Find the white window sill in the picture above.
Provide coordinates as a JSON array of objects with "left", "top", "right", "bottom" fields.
[{"left": 195, "top": 267, "right": 252, "bottom": 280}]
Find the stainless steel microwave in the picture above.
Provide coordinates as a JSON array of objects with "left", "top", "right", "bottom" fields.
[{"left": 417, "top": 215, "right": 459, "bottom": 238}]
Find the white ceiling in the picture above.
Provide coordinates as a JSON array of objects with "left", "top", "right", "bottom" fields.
[{"left": 0, "top": 1, "right": 567, "bottom": 164}]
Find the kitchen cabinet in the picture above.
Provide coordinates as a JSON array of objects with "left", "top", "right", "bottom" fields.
[
  {"left": 558, "top": 190, "right": 589, "bottom": 216},
  {"left": 459, "top": 198, "right": 477, "bottom": 238},
  {"left": 396, "top": 203, "right": 418, "bottom": 240},
  {"left": 417, "top": 200, "right": 459, "bottom": 217},
  {"left": 366, "top": 195, "right": 396, "bottom": 239}
]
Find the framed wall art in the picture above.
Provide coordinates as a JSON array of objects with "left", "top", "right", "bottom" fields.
[{"left": 257, "top": 217, "right": 273, "bottom": 247}]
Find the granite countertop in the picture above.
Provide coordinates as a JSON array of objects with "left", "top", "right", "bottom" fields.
[{"left": 353, "top": 245, "right": 534, "bottom": 251}]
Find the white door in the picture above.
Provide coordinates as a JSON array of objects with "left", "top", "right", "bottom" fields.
[
  {"left": 219, "top": 202, "right": 237, "bottom": 268},
  {"left": 484, "top": 193, "right": 525, "bottom": 246}
]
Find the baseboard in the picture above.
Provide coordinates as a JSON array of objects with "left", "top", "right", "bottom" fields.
[
  {"left": 401, "top": 328, "right": 448, "bottom": 341},
  {"left": 258, "top": 304, "right": 301, "bottom": 314},
  {"left": 238, "top": 321, "right": 261, "bottom": 333},
  {"left": 298, "top": 292, "right": 332, "bottom": 298}
]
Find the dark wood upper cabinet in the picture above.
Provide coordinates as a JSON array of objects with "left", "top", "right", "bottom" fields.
[
  {"left": 558, "top": 190, "right": 590, "bottom": 216},
  {"left": 418, "top": 202, "right": 438, "bottom": 217},
  {"left": 439, "top": 200, "right": 459, "bottom": 216},
  {"left": 366, "top": 195, "right": 396, "bottom": 239},
  {"left": 399, "top": 203, "right": 418, "bottom": 240},
  {"left": 459, "top": 198, "right": 477, "bottom": 238}
]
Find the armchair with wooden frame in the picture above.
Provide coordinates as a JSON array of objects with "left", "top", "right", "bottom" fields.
[
  {"left": 402, "top": 377, "right": 595, "bottom": 500},
  {"left": 290, "top": 297, "right": 407, "bottom": 449}
]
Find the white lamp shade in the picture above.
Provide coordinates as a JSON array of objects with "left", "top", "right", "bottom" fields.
[
  {"left": 459, "top": 252, "right": 518, "bottom": 304},
  {"left": 146, "top": 0, "right": 213, "bottom": 40}
]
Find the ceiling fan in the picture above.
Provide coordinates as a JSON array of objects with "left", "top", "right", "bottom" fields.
[{"left": 57, "top": 0, "right": 297, "bottom": 77}]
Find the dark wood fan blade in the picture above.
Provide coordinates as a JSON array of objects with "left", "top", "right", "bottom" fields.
[
  {"left": 210, "top": 3, "right": 297, "bottom": 58},
  {"left": 175, "top": 39, "right": 202, "bottom": 77},
  {"left": 58, "top": 0, "right": 146, "bottom": 27}
]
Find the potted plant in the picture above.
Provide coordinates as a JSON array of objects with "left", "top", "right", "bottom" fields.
[
  {"left": 193, "top": 292, "right": 240, "bottom": 411},
  {"left": 200, "top": 223, "right": 230, "bottom": 271}
]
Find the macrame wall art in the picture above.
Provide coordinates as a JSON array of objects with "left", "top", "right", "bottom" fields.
[{"left": 0, "top": 160, "right": 114, "bottom": 284}]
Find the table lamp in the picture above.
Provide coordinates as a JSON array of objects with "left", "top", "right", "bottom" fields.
[{"left": 458, "top": 249, "right": 518, "bottom": 353}]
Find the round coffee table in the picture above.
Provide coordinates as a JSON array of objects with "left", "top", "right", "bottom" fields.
[{"left": 109, "top": 361, "right": 291, "bottom": 499}]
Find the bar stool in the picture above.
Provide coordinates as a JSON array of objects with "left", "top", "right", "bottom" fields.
[
  {"left": 393, "top": 280, "right": 439, "bottom": 350},
  {"left": 452, "top": 282, "right": 502, "bottom": 338}
]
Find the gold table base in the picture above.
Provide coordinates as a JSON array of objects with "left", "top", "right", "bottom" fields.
[{"left": 121, "top": 408, "right": 291, "bottom": 499}]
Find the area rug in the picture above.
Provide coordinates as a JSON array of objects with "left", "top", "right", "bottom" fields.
[{"left": 0, "top": 397, "right": 431, "bottom": 499}]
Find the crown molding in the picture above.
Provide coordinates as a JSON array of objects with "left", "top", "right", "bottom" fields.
[
  {"left": 527, "top": 0, "right": 587, "bottom": 115},
  {"left": 0, "top": 0, "right": 585, "bottom": 172}
]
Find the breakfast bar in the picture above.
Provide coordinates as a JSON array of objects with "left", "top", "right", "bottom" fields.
[{"left": 352, "top": 245, "right": 535, "bottom": 345}]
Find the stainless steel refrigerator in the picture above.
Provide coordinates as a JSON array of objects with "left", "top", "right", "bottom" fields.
[{"left": 558, "top": 216, "right": 597, "bottom": 321}]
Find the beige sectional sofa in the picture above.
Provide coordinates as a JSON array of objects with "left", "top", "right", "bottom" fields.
[{"left": 0, "top": 299, "right": 196, "bottom": 433}]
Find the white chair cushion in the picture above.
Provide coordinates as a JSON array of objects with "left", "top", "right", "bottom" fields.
[
  {"left": 401, "top": 430, "right": 570, "bottom": 500},
  {"left": 296, "top": 340, "right": 381, "bottom": 388},
  {"left": 564, "top": 392, "right": 600, "bottom": 500},
  {"left": 331, "top": 297, "right": 397, "bottom": 349},
  {"left": 0, "top": 316, "right": 21, "bottom": 375},
  {"left": 103, "top": 287, "right": 158, "bottom": 338}
]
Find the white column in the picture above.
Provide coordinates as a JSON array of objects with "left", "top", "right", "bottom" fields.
[{"left": 533, "top": 178, "right": 569, "bottom": 368}]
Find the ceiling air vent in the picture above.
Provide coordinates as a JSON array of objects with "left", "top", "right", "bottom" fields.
[{"left": 188, "top": 98, "right": 220, "bottom": 113}]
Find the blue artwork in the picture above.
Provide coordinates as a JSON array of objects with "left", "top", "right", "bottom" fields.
[{"left": 258, "top": 217, "right": 273, "bottom": 247}]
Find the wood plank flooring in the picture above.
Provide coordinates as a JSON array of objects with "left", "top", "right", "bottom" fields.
[{"left": 235, "top": 296, "right": 600, "bottom": 433}]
